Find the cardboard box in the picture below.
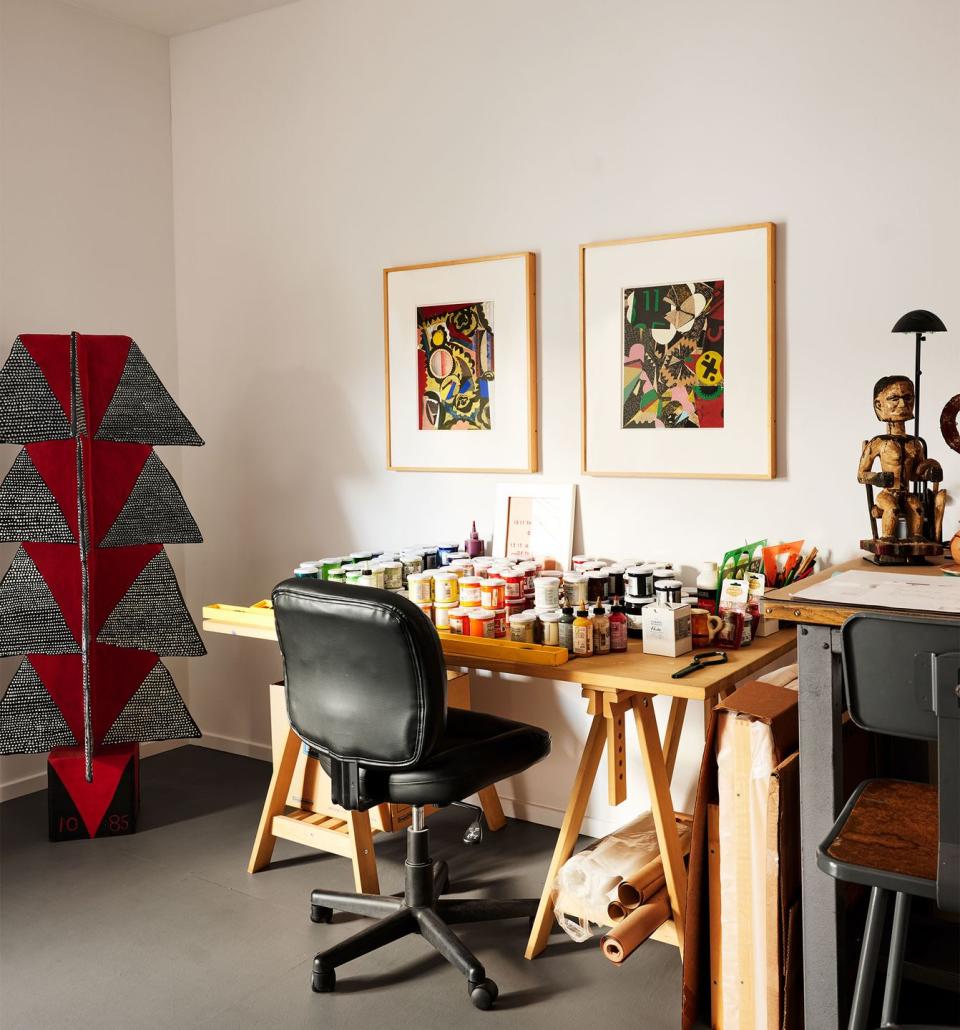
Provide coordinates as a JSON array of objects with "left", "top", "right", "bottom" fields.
[
  {"left": 642, "top": 602, "right": 692, "bottom": 657},
  {"left": 682, "top": 680, "right": 801, "bottom": 1030}
]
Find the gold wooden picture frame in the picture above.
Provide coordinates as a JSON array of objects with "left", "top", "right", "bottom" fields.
[
  {"left": 580, "top": 223, "right": 776, "bottom": 479},
  {"left": 383, "top": 251, "right": 538, "bottom": 473}
]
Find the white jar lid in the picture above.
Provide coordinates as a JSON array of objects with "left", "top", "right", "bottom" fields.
[
  {"left": 470, "top": 609, "right": 495, "bottom": 620},
  {"left": 656, "top": 579, "right": 684, "bottom": 589},
  {"left": 538, "top": 609, "right": 562, "bottom": 622},
  {"left": 484, "top": 577, "right": 506, "bottom": 587}
]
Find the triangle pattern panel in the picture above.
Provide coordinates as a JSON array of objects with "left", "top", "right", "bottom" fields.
[
  {"left": 0, "top": 449, "right": 75, "bottom": 543},
  {"left": 95, "top": 343, "right": 204, "bottom": 446},
  {"left": 102, "top": 660, "right": 200, "bottom": 744},
  {"left": 96, "top": 550, "right": 206, "bottom": 656},
  {"left": 0, "top": 659, "right": 77, "bottom": 753},
  {"left": 99, "top": 452, "right": 202, "bottom": 547},
  {"left": 0, "top": 339, "right": 72, "bottom": 443},
  {"left": 0, "top": 547, "right": 80, "bottom": 656}
]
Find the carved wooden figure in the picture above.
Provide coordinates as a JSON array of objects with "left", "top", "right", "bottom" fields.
[{"left": 858, "top": 375, "right": 946, "bottom": 563}]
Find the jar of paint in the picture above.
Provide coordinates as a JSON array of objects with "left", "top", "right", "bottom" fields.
[
  {"left": 504, "top": 598, "right": 525, "bottom": 618},
  {"left": 491, "top": 608, "right": 507, "bottom": 638},
  {"left": 369, "top": 565, "right": 386, "bottom": 589},
  {"left": 350, "top": 551, "right": 375, "bottom": 564},
  {"left": 481, "top": 578, "right": 506, "bottom": 610},
  {"left": 516, "top": 561, "right": 539, "bottom": 594},
  {"left": 533, "top": 576, "right": 560, "bottom": 610},
  {"left": 654, "top": 579, "right": 683, "bottom": 606},
  {"left": 327, "top": 566, "right": 346, "bottom": 584},
  {"left": 468, "top": 609, "right": 495, "bottom": 638},
  {"left": 358, "top": 571, "right": 377, "bottom": 588},
  {"left": 341, "top": 564, "right": 362, "bottom": 584},
  {"left": 447, "top": 607, "right": 471, "bottom": 635},
  {"left": 539, "top": 609, "right": 561, "bottom": 647},
  {"left": 572, "top": 608, "right": 594, "bottom": 656},
  {"left": 407, "top": 573, "right": 433, "bottom": 603},
  {"left": 652, "top": 566, "right": 675, "bottom": 589},
  {"left": 459, "top": 576, "right": 482, "bottom": 607},
  {"left": 509, "top": 611, "right": 536, "bottom": 643},
  {"left": 624, "top": 597, "right": 650, "bottom": 638},
  {"left": 501, "top": 571, "right": 523, "bottom": 601},
  {"left": 609, "top": 601, "right": 628, "bottom": 652},
  {"left": 415, "top": 601, "right": 434, "bottom": 623},
  {"left": 605, "top": 565, "right": 626, "bottom": 599},
  {"left": 433, "top": 573, "right": 459, "bottom": 605},
  {"left": 450, "top": 558, "right": 476, "bottom": 577},
  {"left": 400, "top": 553, "right": 423, "bottom": 584},
  {"left": 380, "top": 561, "right": 403, "bottom": 590},
  {"left": 563, "top": 572, "right": 587, "bottom": 608},
  {"left": 421, "top": 547, "right": 439, "bottom": 571},
  {"left": 586, "top": 569, "right": 609, "bottom": 604},
  {"left": 473, "top": 557, "right": 494, "bottom": 577},
  {"left": 434, "top": 602, "right": 456, "bottom": 630},
  {"left": 625, "top": 564, "right": 653, "bottom": 597},
  {"left": 294, "top": 563, "right": 319, "bottom": 578},
  {"left": 571, "top": 555, "right": 595, "bottom": 572}
]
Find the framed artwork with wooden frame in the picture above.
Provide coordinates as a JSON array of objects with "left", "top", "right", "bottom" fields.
[
  {"left": 581, "top": 223, "right": 776, "bottom": 479},
  {"left": 493, "top": 482, "right": 576, "bottom": 571},
  {"left": 384, "top": 252, "right": 538, "bottom": 473}
]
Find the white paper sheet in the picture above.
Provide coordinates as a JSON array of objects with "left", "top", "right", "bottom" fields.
[{"left": 794, "top": 571, "right": 960, "bottom": 614}]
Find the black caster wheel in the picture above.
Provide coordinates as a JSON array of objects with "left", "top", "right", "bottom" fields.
[
  {"left": 311, "top": 967, "right": 336, "bottom": 993},
  {"left": 468, "top": 978, "right": 499, "bottom": 1010},
  {"left": 310, "top": 904, "right": 333, "bottom": 924}
]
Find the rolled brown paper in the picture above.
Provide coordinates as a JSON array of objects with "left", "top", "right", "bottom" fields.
[
  {"left": 606, "top": 899, "right": 627, "bottom": 923},
  {"left": 600, "top": 887, "right": 670, "bottom": 965},
  {"left": 637, "top": 873, "right": 665, "bottom": 904},
  {"left": 616, "top": 853, "right": 665, "bottom": 907}
]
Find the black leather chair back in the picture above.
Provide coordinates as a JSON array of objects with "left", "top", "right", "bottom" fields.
[{"left": 273, "top": 578, "right": 447, "bottom": 770}]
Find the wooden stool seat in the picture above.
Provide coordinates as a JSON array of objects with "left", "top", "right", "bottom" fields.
[{"left": 826, "top": 779, "right": 937, "bottom": 882}]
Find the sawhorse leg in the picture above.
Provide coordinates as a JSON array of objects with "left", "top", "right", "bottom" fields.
[{"left": 248, "top": 726, "right": 300, "bottom": 874}]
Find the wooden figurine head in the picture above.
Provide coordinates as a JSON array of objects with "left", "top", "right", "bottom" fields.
[{"left": 873, "top": 375, "right": 914, "bottom": 429}]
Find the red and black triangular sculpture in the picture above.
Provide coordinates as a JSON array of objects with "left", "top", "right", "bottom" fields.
[{"left": 0, "top": 333, "right": 203, "bottom": 839}]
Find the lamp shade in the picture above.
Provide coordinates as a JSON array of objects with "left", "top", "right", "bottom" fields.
[{"left": 891, "top": 310, "right": 947, "bottom": 334}]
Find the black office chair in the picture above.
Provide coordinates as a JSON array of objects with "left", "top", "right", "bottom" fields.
[
  {"left": 272, "top": 578, "right": 551, "bottom": 1010},
  {"left": 816, "top": 613, "right": 959, "bottom": 1030}
]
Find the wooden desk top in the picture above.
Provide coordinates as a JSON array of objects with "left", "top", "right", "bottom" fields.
[
  {"left": 764, "top": 556, "right": 958, "bottom": 627},
  {"left": 202, "top": 614, "right": 795, "bottom": 702}
]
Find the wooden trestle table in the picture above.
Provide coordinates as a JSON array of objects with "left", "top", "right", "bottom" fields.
[{"left": 203, "top": 610, "right": 795, "bottom": 960}]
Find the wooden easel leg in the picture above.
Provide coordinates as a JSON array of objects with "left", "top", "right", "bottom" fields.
[
  {"left": 248, "top": 727, "right": 301, "bottom": 874},
  {"left": 634, "top": 694, "right": 688, "bottom": 956},
  {"left": 477, "top": 785, "right": 506, "bottom": 831},
  {"left": 348, "top": 811, "right": 380, "bottom": 895},
  {"left": 663, "top": 697, "right": 688, "bottom": 783},
  {"left": 525, "top": 712, "right": 607, "bottom": 959}
]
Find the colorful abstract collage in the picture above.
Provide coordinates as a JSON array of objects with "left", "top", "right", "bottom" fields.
[
  {"left": 622, "top": 280, "right": 724, "bottom": 429},
  {"left": 417, "top": 302, "right": 494, "bottom": 430}
]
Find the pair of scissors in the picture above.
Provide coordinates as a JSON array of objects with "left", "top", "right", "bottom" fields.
[{"left": 671, "top": 650, "right": 728, "bottom": 679}]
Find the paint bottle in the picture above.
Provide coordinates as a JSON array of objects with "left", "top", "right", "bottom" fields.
[
  {"left": 294, "top": 563, "right": 319, "bottom": 578},
  {"left": 697, "top": 562, "right": 719, "bottom": 614},
  {"left": 573, "top": 608, "right": 594, "bottom": 657},
  {"left": 559, "top": 607, "right": 575, "bottom": 653},
  {"left": 464, "top": 520, "right": 484, "bottom": 558},
  {"left": 609, "top": 600, "right": 628, "bottom": 653},
  {"left": 592, "top": 604, "right": 611, "bottom": 654}
]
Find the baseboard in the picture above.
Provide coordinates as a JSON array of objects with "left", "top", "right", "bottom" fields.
[
  {"left": 0, "top": 739, "right": 185, "bottom": 803},
  {"left": 193, "top": 733, "right": 272, "bottom": 764}
]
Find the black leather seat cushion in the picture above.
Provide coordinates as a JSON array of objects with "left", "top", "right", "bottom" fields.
[{"left": 317, "top": 708, "right": 551, "bottom": 807}]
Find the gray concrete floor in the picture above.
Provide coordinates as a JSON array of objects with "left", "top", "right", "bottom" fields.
[{"left": 0, "top": 746, "right": 682, "bottom": 1029}]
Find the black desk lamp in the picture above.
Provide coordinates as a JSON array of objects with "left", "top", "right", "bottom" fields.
[{"left": 891, "top": 309, "right": 947, "bottom": 442}]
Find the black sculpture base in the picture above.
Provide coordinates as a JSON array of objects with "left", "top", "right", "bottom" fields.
[{"left": 860, "top": 538, "right": 942, "bottom": 566}]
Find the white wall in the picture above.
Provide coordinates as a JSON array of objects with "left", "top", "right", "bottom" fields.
[
  {"left": 169, "top": 0, "right": 960, "bottom": 833},
  {"left": 0, "top": 0, "right": 182, "bottom": 798}
]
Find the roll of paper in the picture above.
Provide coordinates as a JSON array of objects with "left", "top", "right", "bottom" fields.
[{"left": 600, "top": 888, "right": 670, "bottom": 964}]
